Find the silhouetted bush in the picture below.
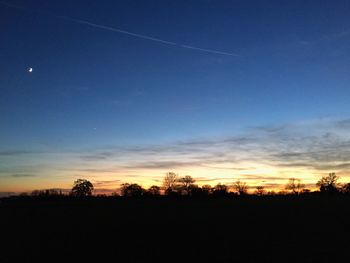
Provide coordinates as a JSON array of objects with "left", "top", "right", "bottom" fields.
[
  {"left": 201, "top": 184, "right": 213, "bottom": 195},
  {"left": 31, "top": 189, "right": 64, "bottom": 197},
  {"left": 341, "top": 183, "right": 350, "bottom": 194},
  {"left": 147, "top": 185, "right": 161, "bottom": 196},
  {"left": 212, "top": 183, "right": 229, "bottom": 197},
  {"left": 120, "top": 183, "right": 145, "bottom": 197}
]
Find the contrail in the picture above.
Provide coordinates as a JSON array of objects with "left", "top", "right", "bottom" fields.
[
  {"left": 179, "top": 44, "right": 238, "bottom": 56},
  {"left": 55, "top": 15, "right": 178, "bottom": 46},
  {"left": 0, "top": 1, "right": 239, "bottom": 57}
]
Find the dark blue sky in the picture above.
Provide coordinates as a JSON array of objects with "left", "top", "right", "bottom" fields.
[{"left": 1, "top": 0, "right": 350, "bottom": 192}]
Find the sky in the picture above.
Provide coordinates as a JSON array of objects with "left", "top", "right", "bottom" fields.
[{"left": 1, "top": 0, "right": 350, "bottom": 194}]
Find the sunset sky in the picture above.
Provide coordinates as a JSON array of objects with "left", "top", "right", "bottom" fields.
[{"left": 1, "top": 0, "right": 350, "bottom": 194}]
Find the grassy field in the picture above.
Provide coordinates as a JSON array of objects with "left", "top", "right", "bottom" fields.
[{"left": 1, "top": 196, "right": 350, "bottom": 262}]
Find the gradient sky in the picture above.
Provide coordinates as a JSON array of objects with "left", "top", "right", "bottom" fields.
[{"left": 1, "top": 0, "right": 350, "bottom": 194}]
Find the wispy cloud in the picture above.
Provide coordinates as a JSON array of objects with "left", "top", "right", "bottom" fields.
[
  {"left": 10, "top": 174, "right": 36, "bottom": 178},
  {"left": 80, "top": 152, "right": 116, "bottom": 161},
  {"left": 94, "top": 179, "right": 121, "bottom": 187},
  {"left": 2, "top": 118, "right": 350, "bottom": 190},
  {"left": 75, "top": 118, "right": 350, "bottom": 183},
  {"left": 0, "top": 150, "right": 34, "bottom": 156},
  {"left": 297, "top": 29, "right": 350, "bottom": 46}
]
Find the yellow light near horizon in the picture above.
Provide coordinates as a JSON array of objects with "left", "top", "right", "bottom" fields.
[{"left": 2, "top": 159, "right": 341, "bottom": 193}]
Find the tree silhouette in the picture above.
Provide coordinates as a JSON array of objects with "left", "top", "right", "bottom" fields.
[
  {"left": 201, "top": 185, "right": 212, "bottom": 195},
  {"left": 212, "top": 183, "right": 229, "bottom": 196},
  {"left": 316, "top": 173, "right": 339, "bottom": 194},
  {"left": 178, "top": 175, "right": 196, "bottom": 195},
  {"left": 187, "top": 184, "right": 204, "bottom": 197},
  {"left": 31, "top": 189, "right": 63, "bottom": 197},
  {"left": 178, "top": 175, "right": 195, "bottom": 188},
  {"left": 255, "top": 186, "right": 265, "bottom": 196},
  {"left": 71, "top": 179, "right": 94, "bottom": 197},
  {"left": 285, "top": 178, "right": 305, "bottom": 195},
  {"left": 163, "top": 172, "right": 178, "bottom": 194},
  {"left": 341, "top": 183, "right": 350, "bottom": 194},
  {"left": 232, "top": 180, "right": 248, "bottom": 195},
  {"left": 120, "top": 183, "right": 145, "bottom": 197},
  {"left": 301, "top": 189, "right": 311, "bottom": 195},
  {"left": 147, "top": 185, "right": 161, "bottom": 196}
]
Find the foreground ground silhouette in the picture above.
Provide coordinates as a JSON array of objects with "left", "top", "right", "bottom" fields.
[{"left": 1, "top": 196, "right": 350, "bottom": 262}]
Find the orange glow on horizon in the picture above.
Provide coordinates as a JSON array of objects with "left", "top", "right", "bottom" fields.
[{"left": 0, "top": 164, "right": 335, "bottom": 194}]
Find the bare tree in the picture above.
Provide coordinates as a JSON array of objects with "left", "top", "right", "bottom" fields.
[
  {"left": 232, "top": 180, "right": 248, "bottom": 195},
  {"left": 178, "top": 175, "right": 195, "bottom": 188},
  {"left": 316, "top": 173, "right": 339, "bottom": 194},
  {"left": 255, "top": 186, "right": 265, "bottom": 196},
  {"left": 178, "top": 175, "right": 196, "bottom": 195},
  {"left": 285, "top": 178, "right": 305, "bottom": 195},
  {"left": 162, "top": 172, "right": 178, "bottom": 194}
]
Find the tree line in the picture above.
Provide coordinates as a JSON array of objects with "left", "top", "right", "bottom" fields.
[{"left": 23, "top": 172, "right": 350, "bottom": 198}]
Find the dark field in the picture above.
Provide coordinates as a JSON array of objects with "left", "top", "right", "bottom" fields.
[{"left": 1, "top": 196, "right": 350, "bottom": 262}]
